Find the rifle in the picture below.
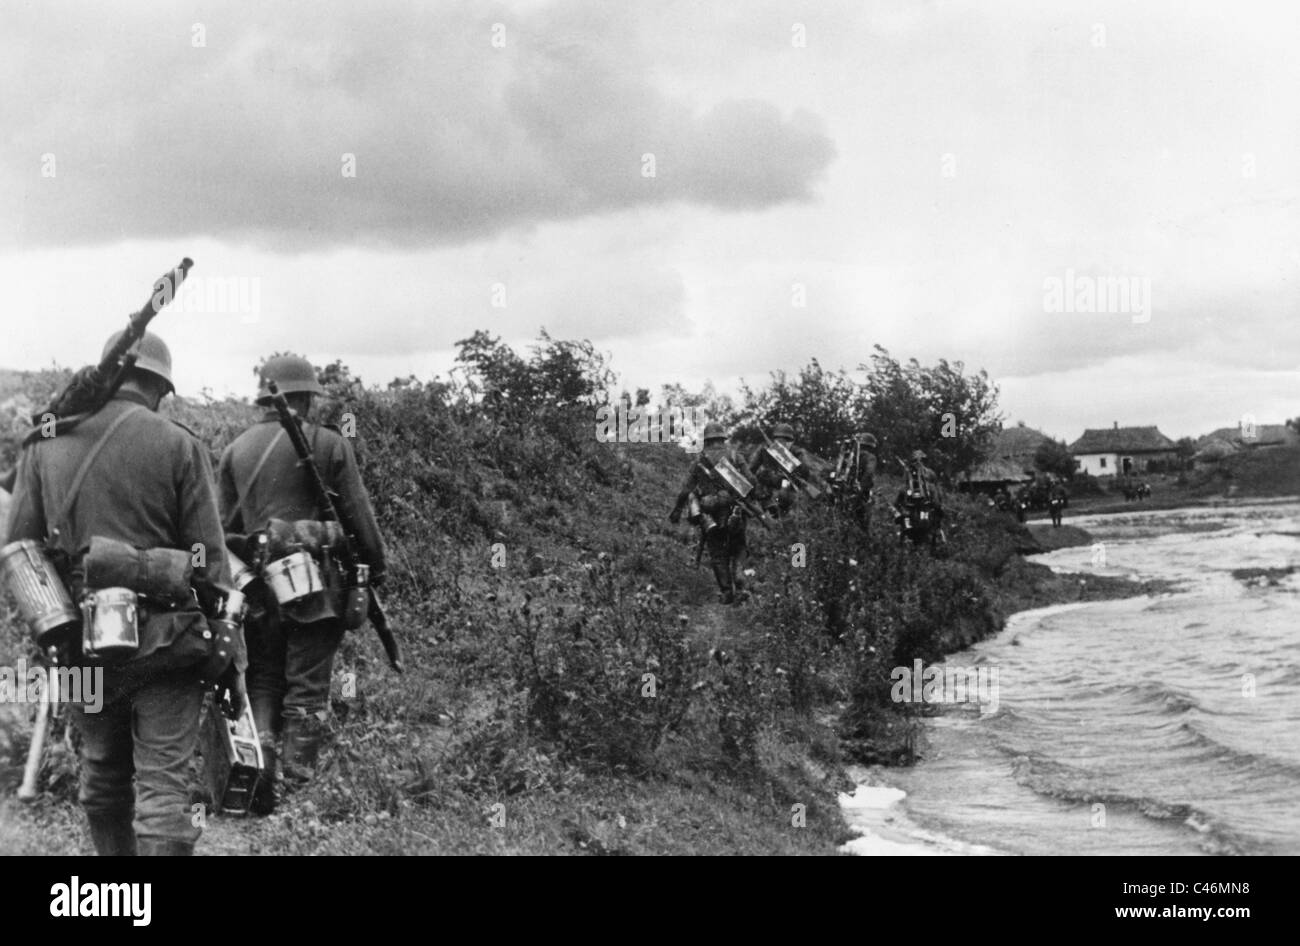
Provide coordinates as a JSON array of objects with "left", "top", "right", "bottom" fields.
[
  {"left": 757, "top": 428, "right": 822, "bottom": 499},
  {"left": 265, "top": 381, "right": 404, "bottom": 673},
  {"left": 696, "top": 454, "right": 771, "bottom": 530},
  {"left": 25, "top": 259, "right": 193, "bottom": 441}
]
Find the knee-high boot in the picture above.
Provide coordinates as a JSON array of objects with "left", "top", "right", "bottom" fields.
[
  {"left": 137, "top": 835, "right": 194, "bottom": 856},
  {"left": 281, "top": 714, "right": 327, "bottom": 787},
  {"left": 86, "top": 811, "right": 137, "bottom": 856}
]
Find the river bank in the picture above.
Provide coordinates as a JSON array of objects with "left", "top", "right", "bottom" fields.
[
  {"left": 836, "top": 517, "right": 1171, "bottom": 855},
  {"left": 846, "top": 501, "right": 1300, "bottom": 856},
  {"left": 0, "top": 510, "right": 1171, "bottom": 857}
]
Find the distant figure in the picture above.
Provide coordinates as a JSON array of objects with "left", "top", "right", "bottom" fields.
[
  {"left": 1137, "top": 481, "right": 1151, "bottom": 501},
  {"left": 746, "top": 422, "right": 824, "bottom": 519},
  {"left": 1013, "top": 485, "right": 1031, "bottom": 522},
  {"left": 1048, "top": 482, "right": 1069, "bottom": 528},
  {"left": 893, "top": 450, "right": 944, "bottom": 549},
  {"left": 992, "top": 485, "right": 1012, "bottom": 513},
  {"left": 670, "top": 422, "right": 757, "bottom": 605},
  {"left": 827, "top": 432, "right": 878, "bottom": 532}
]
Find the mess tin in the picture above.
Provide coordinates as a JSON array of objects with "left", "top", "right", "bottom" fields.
[
  {"left": 262, "top": 551, "right": 324, "bottom": 606},
  {"left": 80, "top": 587, "right": 140, "bottom": 660}
]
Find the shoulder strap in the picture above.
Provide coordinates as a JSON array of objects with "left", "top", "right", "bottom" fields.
[
  {"left": 50, "top": 405, "right": 144, "bottom": 543},
  {"left": 232, "top": 429, "right": 286, "bottom": 523}
]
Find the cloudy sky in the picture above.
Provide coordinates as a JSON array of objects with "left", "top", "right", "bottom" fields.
[{"left": 2, "top": 0, "right": 1297, "bottom": 441}]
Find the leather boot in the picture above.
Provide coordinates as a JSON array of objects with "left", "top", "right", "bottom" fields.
[
  {"left": 710, "top": 561, "right": 734, "bottom": 604},
  {"left": 137, "top": 835, "right": 194, "bottom": 856},
  {"left": 281, "top": 714, "right": 327, "bottom": 787},
  {"left": 87, "top": 811, "right": 137, "bottom": 856},
  {"left": 250, "top": 742, "right": 278, "bottom": 816}
]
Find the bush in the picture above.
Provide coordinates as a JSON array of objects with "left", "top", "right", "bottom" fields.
[{"left": 507, "top": 555, "right": 699, "bottom": 773}]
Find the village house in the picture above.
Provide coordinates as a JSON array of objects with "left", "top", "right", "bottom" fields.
[
  {"left": 1068, "top": 423, "right": 1177, "bottom": 477},
  {"left": 961, "top": 424, "right": 1051, "bottom": 492},
  {"left": 992, "top": 424, "right": 1053, "bottom": 473},
  {"left": 1195, "top": 422, "right": 1299, "bottom": 461}
]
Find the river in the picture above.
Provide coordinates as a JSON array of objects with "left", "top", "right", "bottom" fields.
[{"left": 841, "top": 500, "right": 1300, "bottom": 856}]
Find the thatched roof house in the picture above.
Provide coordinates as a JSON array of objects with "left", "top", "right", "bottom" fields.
[{"left": 1068, "top": 424, "right": 1176, "bottom": 477}]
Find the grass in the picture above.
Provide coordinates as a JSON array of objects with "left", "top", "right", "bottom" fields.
[{"left": 0, "top": 362, "right": 1189, "bottom": 856}]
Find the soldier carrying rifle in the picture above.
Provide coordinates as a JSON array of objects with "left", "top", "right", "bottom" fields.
[
  {"left": 746, "top": 422, "right": 826, "bottom": 519},
  {"left": 826, "top": 431, "right": 879, "bottom": 531},
  {"left": 1, "top": 261, "right": 248, "bottom": 857},
  {"left": 669, "top": 422, "right": 764, "bottom": 605},
  {"left": 218, "top": 354, "right": 388, "bottom": 814},
  {"left": 893, "top": 449, "right": 945, "bottom": 549}
]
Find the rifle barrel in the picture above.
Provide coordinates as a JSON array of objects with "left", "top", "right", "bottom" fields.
[{"left": 266, "top": 382, "right": 403, "bottom": 674}]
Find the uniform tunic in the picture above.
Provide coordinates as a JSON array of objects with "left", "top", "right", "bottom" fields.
[{"left": 2, "top": 391, "right": 230, "bottom": 846}]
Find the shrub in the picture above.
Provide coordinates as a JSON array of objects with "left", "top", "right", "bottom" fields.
[{"left": 507, "top": 555, "right": 699, "bottom": 773}]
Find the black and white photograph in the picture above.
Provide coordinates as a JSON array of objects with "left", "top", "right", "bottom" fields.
[{"left": 0, "top": 0, "right": 1293, "bottom": 903}]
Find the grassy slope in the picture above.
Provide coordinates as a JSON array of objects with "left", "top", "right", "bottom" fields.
[
  {"left": 0, "top": 378, "right": 1178, "bottom": 856},
  {"left": 1, "top": 425, "right": 854, "bottom": 855}
]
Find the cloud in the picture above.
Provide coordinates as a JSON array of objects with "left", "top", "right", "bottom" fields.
[{"left": 0, "top": 0, "right": 834, "bottom": 250}]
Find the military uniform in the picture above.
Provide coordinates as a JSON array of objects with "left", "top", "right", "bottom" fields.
[
  {"left": 1048, "top": 483, "right": 1068, "bottom": 527},
  {"left": 828, "top": 433, "right": 877, "bottom": 531},
  {"left": 3, "top": 333, "right": 232, "bottom": 857},
  {"left": 670, "top": 431, "right": 755, "bottom": 604},
  {"left": 894, "top": 452, "right": 944, "bottom": 547},
  {"left": 218, "top": 358, "right": 385, "bottom": 800},
  {"left": 746, "top": 424, "right": 823, "bottom": 519}
]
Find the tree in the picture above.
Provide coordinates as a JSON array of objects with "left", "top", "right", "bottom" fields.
[
  {"left": 1034, "top": 439, "right": 1076, "bottom": 479},
  {"left": 453, "top": 330, "right": 614, "bottom": 417},
  {"left": 857, "top": 346, "right": 1001, "bottom": 479},
  {"left": 659, "top": 380, "right": 738, "bottom": 428},
  {"left": 738, "top": 359, "right": 857, "bottom": 455}
]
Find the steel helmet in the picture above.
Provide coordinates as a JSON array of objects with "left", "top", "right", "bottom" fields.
[
  {"left": 855, "top": 432, "right": 878, "bottom": 449},
  {"left": 102, "top": 330, "right": 173, "bottom": 393},
  {"left": 912, "top": 449, "right": 927, "bottom": 461},
  {"left": 256, "top": 354, "right": 325, "bottom": 405},
  {"left": 771, "top": 422, "right": 795, "bottom": 441},
  {"left": 702, "top": 421, "right": 727, "bottom": 443}
]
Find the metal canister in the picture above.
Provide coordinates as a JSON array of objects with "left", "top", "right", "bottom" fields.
[
  {"left": 341, "top": 564, "right": 369, "bottom": 631},
  {"left": 262, "top": 551, "right": 324, "bottom": 606},
  {"left": 0, "top": 539, "right": 80, "bottom": 646},
  {"left": 80, "top": 587, "right": 140, "bottom": 660},
  {"left": 226, "top": 550, "right": 260, "bottom": 592}
]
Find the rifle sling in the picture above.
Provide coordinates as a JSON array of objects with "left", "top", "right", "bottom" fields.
[{"left": 50, "top": 405, "right": 144, "bottom": 545}]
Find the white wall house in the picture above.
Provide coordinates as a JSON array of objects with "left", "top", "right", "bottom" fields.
[
  {"left": 1068, "top": 424, "right": 1177, "bottom": 478},
  {"left": 1074, "top": 452, "right": 1120, "bottom": 477}
]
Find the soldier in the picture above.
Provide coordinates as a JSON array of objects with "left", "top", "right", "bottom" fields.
[
  {"left": 992, "top": 484, "right": 1013, "bottom": 513},
  {"left": 824, "top": 431, "right": 878, "bottom": 530},
  {"left": 1048, "top": 480, "right": 1069, "bottom": 528},
  {"left": 747, "top": 422, "right": 823, "bottom": 518},
  {"left": 893, "top": 450, "right": 945, "bottom": 547},
  {"left": 218, "top": 354, "right": 386, "bottom": 813},
  {"left": 669, "top": 422, "right": 756, "bottom": 604},
  {"left": 1013, "top": 483, "right": 1031, "bottom": 522},
  {"left": 3, "top": 331, "right": 237, "bottom": 856}
]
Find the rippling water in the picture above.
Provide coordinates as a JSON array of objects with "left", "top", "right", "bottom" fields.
[{"left": 878, "top": 501, "right": 1300, "bottom": 855}]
